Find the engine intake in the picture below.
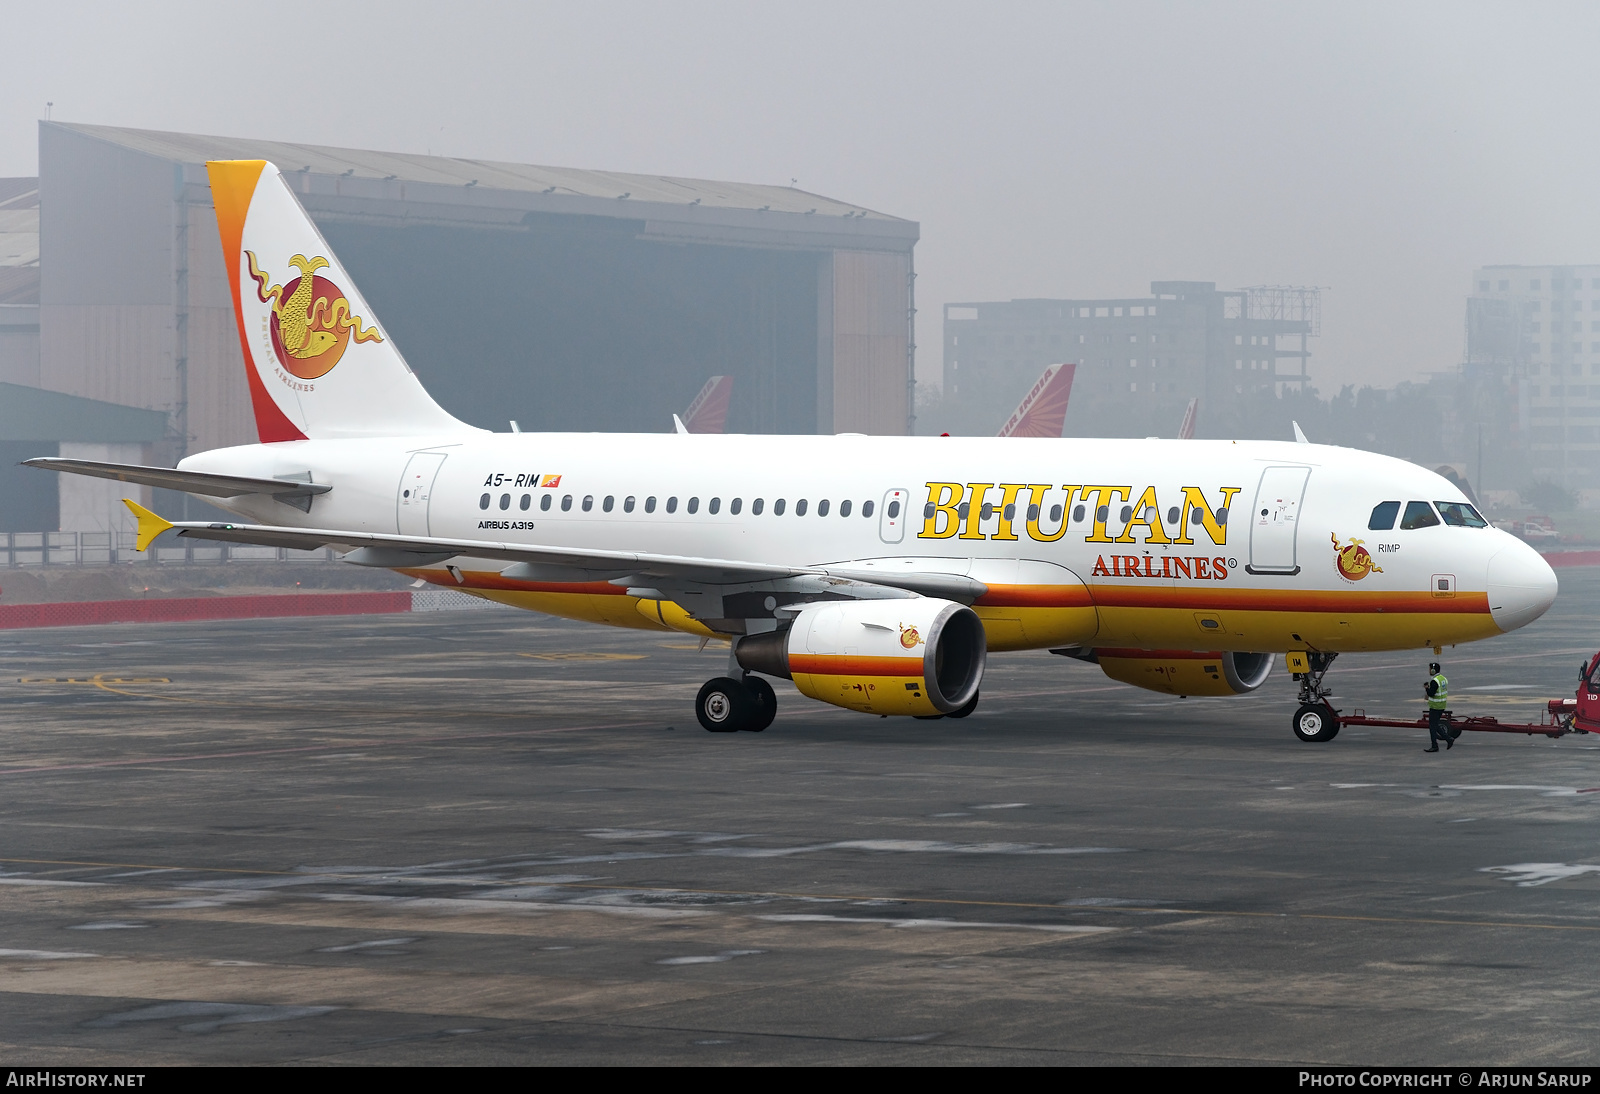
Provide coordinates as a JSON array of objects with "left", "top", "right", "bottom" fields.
[
  {"left": 736, "top": 598, "right": 986, "bottom": 716},
  {"left": 1094, "top": 648, "right": 1273, "bottom": 696}
]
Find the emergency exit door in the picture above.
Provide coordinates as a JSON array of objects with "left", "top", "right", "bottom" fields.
[
  {"left": 879, "top": 488, "right": 909, "bottom": 543},
  {"left": 397, "top": 452, "right": 448, "bottom": 536},
  {"left": 1246, "top": 465, "right": 1311, "bottom": 575}
]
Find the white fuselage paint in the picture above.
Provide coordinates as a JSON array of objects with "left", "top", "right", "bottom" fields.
[{"left": 181, "top": 430, "right": 1557, "bottom": 654}]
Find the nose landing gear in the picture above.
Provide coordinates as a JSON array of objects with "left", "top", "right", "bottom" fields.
[
  {"left": 696, "top": 674, "right": 777, "bottom": 733},
  {"left": 1291, "top": 651, "right": 1340, "bottom": 742}
]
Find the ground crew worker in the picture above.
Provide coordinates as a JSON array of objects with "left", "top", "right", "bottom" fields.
[{"left": 1424, "top": 661, "right": 1451, "bottom": 752}]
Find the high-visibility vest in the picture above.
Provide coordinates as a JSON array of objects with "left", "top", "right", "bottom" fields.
[{"left": 1428, "top": 673, "right": 1448, "bottom": 710}]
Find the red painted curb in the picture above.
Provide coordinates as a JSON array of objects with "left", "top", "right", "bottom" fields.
[
  {"left": 1542, "top": 551, "right": 1600, "bottom": 568},
  {"left": 0, "top": 592, "right": 413, "bottom": 630}
]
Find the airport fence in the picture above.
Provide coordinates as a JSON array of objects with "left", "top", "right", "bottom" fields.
[{"left": 1, "top": 531, "right": 337, "bottom": 568}]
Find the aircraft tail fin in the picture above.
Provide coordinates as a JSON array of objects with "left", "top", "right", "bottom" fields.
[
  {"left": 997, "top": 363, "right": 1075, "bottom": 438},
  {"left": 682, "top": 375, "right": 734, "bottom": 433},
  {"left": 1178, "top": 397, "right": 1199, "bottom": 440},
  {"left": 206, "top": 160, "right": 470, "bottom": 442}
]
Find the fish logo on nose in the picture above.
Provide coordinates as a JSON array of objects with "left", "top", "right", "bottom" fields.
[
  {"left": 247, "top": 252, "right": 383, "bottom": 379},
  {"left": 1331, "top": 532, "right": 1383, "bottom": 582}
]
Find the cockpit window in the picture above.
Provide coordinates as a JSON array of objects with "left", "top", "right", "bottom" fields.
[
  {"left": 1368, "top": 501, "right": 1400, "bottom": 530},
  {"left": 1435, "top": 501, "right": 1488, "bottom": 528},
  {"left": 1400, "top": 500, "right": 1440, "bottom": 530}
]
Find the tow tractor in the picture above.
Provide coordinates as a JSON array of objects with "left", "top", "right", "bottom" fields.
[{"left": 1286, "top": 650, "right": 1600, "bottom": 743}]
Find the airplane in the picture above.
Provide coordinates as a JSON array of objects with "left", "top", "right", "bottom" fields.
[
  {"left": 996, "top": 364, "right": 1075, "bottom": 438},
  {"left": 26, "top": 159, "right": 1559, "bottom": 743},
  {"left": 675, "top": 375, "right": 734, "bottom": 435}
]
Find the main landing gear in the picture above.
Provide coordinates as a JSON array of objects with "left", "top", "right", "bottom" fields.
[
  {"left": 1291, "top": 651, "right": 1341, "bottom": 743},
  {"left": 696, "top": 675, "right": 776, "bottom": 733}
]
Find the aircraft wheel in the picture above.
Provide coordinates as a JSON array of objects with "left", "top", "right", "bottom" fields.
[
  {"left": 744, "top": 676, "right": 777, "bottom": 733},
  {"left": 946, "top": 689, "right": 980, "bottom": 720},
  {"left": 697, "top": 677, "right": 752, "bottom": 733},
  {"left": 1292, "top": 703, "right": 1340, "bottom": 743}
]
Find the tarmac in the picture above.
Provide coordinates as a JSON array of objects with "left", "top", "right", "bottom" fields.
[{"left": 0, "top": 569, "right": 1597, "bottom": 1065}]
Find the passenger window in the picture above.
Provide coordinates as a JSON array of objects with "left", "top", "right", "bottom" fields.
[
  {"left": 1167, "top": 506, "right": 1179, "bottom": 524},
  {"left": 1096, "top": 505, "right": 1108, "bottom": 522},
  {"left": 1435, "top": 501, "right": 1488, "bottom": 528},
  {"left": 499, "top": 493, "right": 511, "bottom": 510},
  {"left": 957, "top": 502, "right": 970, "bottom": 519},
  {"left": 645, "top": 496, "right": 656, "bottom": 513},
  {"left": 540, "top": 494, "right": 552, "bottom": 511},
  {"left": 923, "top": 503, "right": 935, "bottom": 519},
  {"left": 603, "top": 495, "right": 614, "bottom": 512},
  {"left": 1400, "top": 501, "right": 1440, "bottom": 530},
  {"left": 753, "top": 498, "right": 764, "bottom": 515},
  {"left": 1119, "top": 505, "right": 1131, "bottom": 522},
  {"left": 730, "top": 498, "right": 742, "bottom": 515},
  {"left": 863, "top": 500, "right": 874, "bottom": 517},
  {"left": 980, "top": 502, "right": 994, "bottom": 519},
  {"left": 1074, "top": 505, "right": 1086, "bottom": 522},
  {"left": 1368, "top": 501, "right": 1400, "bottom": 530},
  {"left": 582, "top": 495, "right": 593, "bottom": 512},
  {"left": 623, "top": 496, "right": 635, "bottom": 513},
  {"left": 561, "top": 495, "right": 572, "bottom": 512},
  {"left": 1050, "top": 504, "right": 1062, "bottom": 522},
  {"left": 519, "top": 494, "right": 530, "bottom": 511},
  {"left": 666, "top": 496, "right": 678, "bottom": 513},
  {"left": 1215, "top": 507, "right": 1229, "bottom": 525},
  {"left": 796, "top": 499, "right": 808, "bottom": 516},
  {"left": 688, "top": 497, "right": 700, "bottom": 514},
  {"left": 774, "top": 498, "right": 786, "bottom": 515},
  {"left": 840, "top": 499, "right": 851, "bottom": 517},
  {"left": 708, "top": 497, "right": 720, "bottom": 514},
  {"left": 817, "top": 499, "right": 830, "bottom": 516},
  {"left": 887, "top": 500, "right": 899, "bottom": 518},
  {"left": 479, "top": 493, "right": 490, "bottom": 510}
]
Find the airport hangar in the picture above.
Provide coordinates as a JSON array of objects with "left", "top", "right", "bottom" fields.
[{"left": 8, "top": 121, "right": 918, "bottom": 533}]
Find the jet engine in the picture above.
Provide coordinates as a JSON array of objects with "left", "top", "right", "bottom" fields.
[
  {"left": 1094, "top": 648, "right": 1273, "bottom": 697},
  {"left": 736, "top": 598, "right": 986, "bottom": 716}
]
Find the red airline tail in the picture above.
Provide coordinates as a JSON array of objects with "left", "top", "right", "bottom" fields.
[
  {"left": 683, "top": 375, "right": 734, "bottom": 433},
  {"left": 1178, "top": 398, "right": 1199, "bottom": 440},
  {"left": 997, "top": 363, "right": 1075, "bottom": 438}
]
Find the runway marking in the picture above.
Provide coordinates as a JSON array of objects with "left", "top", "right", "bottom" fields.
[
  {"left": 14, "top": 674, "right": 199, "bottom": 703},
  {"left": 3, "top": 855, "right": 1599, "bottom": 935},
  {"left": 517, "top": 652, "right": 647, "bottom": 662},
  {"left": 19, "top": 677, "right": 171, "bottom": 685},
  {"left": 0, "top": 720, "right": 652, "bottom": 776}
]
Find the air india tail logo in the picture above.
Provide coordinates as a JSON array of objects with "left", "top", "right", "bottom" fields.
[
  {"left": 899, "top": 624, "right": 923, "bottom": 650},
  {"left": 247, "top": 252, "right": 382, "bottom": 379},
  {"left": 1332, "top": 532, "right": 1382, "bottom": 582}
]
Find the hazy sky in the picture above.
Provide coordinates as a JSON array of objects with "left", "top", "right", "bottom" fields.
[{"left": 4, "top": 1, "right": 1599, "bottom": 392}]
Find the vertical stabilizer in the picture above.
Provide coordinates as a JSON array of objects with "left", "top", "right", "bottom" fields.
[
  {"left": 997, "top": 363, "right": 1076, "bottom": 438},
  {"left": 207, "top": 160, "right": 470, "bottom": 442},
  {"left": 1178, "top": 397, "right": 1199, "bottom": 440},
  {"left": 682, "top": 375, "right": 734, "bottom": 433}
]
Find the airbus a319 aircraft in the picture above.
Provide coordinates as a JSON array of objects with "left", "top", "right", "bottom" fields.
[{"left": 29, "top": 160, "right": 1559, "bottom": 740}]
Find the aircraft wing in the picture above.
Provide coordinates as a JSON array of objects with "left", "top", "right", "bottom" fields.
[
  {"left": 122, "top": 501, "right": 987, "bottom": 600},
  {"left": 23, "top": 457, "right": 330, "bottom": 501}
]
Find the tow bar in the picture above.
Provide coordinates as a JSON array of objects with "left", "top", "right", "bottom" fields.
[{"left": 1296, "top": 649, "right": 1600, "bottom": 742}]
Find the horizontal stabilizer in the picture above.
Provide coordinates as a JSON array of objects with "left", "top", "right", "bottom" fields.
[
  {"left": 25, "top": 458, "right": 331, "bottom": 500},
  {"left": 121, "top": 507, "right": 989, "bottom": 602}
]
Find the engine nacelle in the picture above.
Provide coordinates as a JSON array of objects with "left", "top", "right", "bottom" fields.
[
  {"left": 736, "top": 598, "right": 986, "bottom": 716},
  {"left": 1095, "top": 648, "right": 1273, "bottom": 697}
]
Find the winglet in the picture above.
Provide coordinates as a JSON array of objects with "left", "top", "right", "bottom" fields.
[
  {"left": 1292, "top": 421, "right": 1309, "bottom": 444},
  {"left": 122, "top": 499, "right": 174, "bottom": 552},
  {"left": 672, "top": 413, "right": 690, "bottom": 435}
]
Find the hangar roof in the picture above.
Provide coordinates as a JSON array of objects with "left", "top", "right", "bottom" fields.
[
  {"left": 50, "top": 123, "right": 916, "bottom": 252},
  {"left": 0, "top": 383, "right": 168, "bottom": 443}
]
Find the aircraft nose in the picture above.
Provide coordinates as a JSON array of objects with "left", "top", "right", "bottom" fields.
[{"left": 1486, "top": 539, "right": 1558, "bottom": 633}]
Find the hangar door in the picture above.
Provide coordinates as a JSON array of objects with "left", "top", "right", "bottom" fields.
[{"left": 1246, "top": 465, "right": 1311, "bottom": 575}]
